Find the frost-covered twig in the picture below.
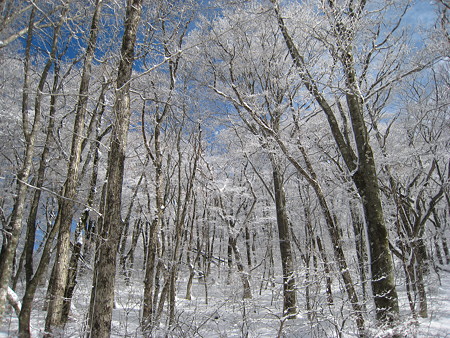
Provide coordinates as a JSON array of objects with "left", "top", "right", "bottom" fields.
[{"left": 7, "top": 287, "right": 21, "bottom": 316}]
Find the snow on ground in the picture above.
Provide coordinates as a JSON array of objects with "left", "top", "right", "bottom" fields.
[
  {"left": 1, "top": 268, "right": 450, "bottom": 337},
  {"left": 416, "top": 271, "right": 450, "bottom": 337}
]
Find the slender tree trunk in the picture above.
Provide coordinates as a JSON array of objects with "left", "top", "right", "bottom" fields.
[
  {"left": 0, "top": 5, "right": 60, "bottom": 320},
  {"left": 227, "top": 236, "right": 233, "bottom": 284},
  {"left": 415, "top": 238, "right": 428, "bottom": 318},
  {"left": 316, "top": 237, "right": 333, "bottom": 305},
  {"left": 122, "top": 217, "right": 142, "bottom": 283},
  {"left": 142, "top": 132, "right": 165, "bottom": 329},
  {"left": 185, "top": 204, "right": 198, "bottom": 301},
  {"left": 18, "top": 211, "right": 62, "bottom": 337},
  {"left": 45, "top": 1, "right": 103, "bottom": 333},
  {"left": 80, "top": 110, "right": 110, "bottom": 274},
  {"left": 119, "top": 167, "right": 146, "bottom": 278},
  {"left": 13, "top": 36, "right": 60, "bottom": 290},
  {"left": 350, "top": 199, "right": 368, "bottom": 304},
  {"left": 270, "top": 157, "right": 297, "bottom": 318},
  {"left": 86, "top": 1, "right": 142, "bottom": 336},
  {"left": 271, "top": 0, "right": 398, "bottom": 324},
  {"left": 245, "top": 223, "right": 252, "bottom": 268},
  {"left": 351, "top": 140, "right": 399, "bottom": 323},
  {"left": 230, "top": 237, "right": 252, "bottom": 299},
  {"left": 17, "top": 40, "right": 72, "bottom": 336},
  {"left": 61, "top": 236, "right": 83, "bottom": 323},
  {"left": 142, "top": 219, "right": 158, "bottom": 330},
  {"left": 168, "top": 131, "right": 200, "bottom": 325}
]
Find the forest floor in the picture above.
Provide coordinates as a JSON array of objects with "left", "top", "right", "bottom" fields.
[
  {"left": 415, "top": 268, "right": 450, "bottom": 337},
  {"left": 1, "top": 267, "right": 450, "bottom": 337}
]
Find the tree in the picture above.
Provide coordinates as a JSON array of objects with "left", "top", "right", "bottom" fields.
[
  {"left": 0, "top": 3, "right": 68, "bottom": 321},
  {"left": 269, "top": 0, "right": 406, "bottom": 324},
  {"left": 44, "top": 0, "right": 103, "bottom": 333},
  {"left": 86, "top": 0, "right": 143, "bottom": 336},
  {"left": 194, "top": 7, "right": 300, "bottom": 318},
  {"left": 0, "top": 0, "right": 447, "bottom": 336}
]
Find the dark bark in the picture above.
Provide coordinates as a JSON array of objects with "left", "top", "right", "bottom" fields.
[
  {"left": 271, "top": 158, "right": 297, "bottom": 318},
  {"left": 271, "top": 0, "right": 398, "bottom": 324},
  {"left": 316, "top": 237, "right": 334, "bottom": 306},
  {"left": 86, "top": 0, "right": 143, "bottom": 336},
  {"left": 350, "top": 111, "right": 399, "bottom": 324},
  {"left": 18, "top": 212, "right": 61, "bottom": 337},
  {"left": 185, "top": 200, "right": 199, "bottom": 301},
  {"left": 45, "top": 1, "right": 103, "bottom": 333},
  {"left": 0, "top": 5, "right": 61, "bottom": 320},
  {"left": 61, "top": 238, "right": 82, "bottom": 323},
  {"left": 350, "top": 200, "right": 368, "bottom": 303}
]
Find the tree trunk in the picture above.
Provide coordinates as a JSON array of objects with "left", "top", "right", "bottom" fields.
[
  {"left": 119, "top": 169, "right": 145, "bottom": 279},
  {"left": 350, "top": 199, "right": 368, "bottom": 304},
  {"left": 316, "top": 237, "right": 334, "bottom": 306},
  {"left": 122, "top": 217, "right": 143, "bottom": 283},
  {"left": 0, "top": 5, "right": 60, "bottom": 320},
  {"left": 142, "top": 125, "right": 165, "bottom": 329},
  {"left": 271, "top": 157, "right": 297, "bottom": 318},
  {"left": 21, "top": 59, "right": 58, "bottom": 288},
  {"left": 61, "top": 237, "right": 83, "bottom": 323},
  {"left": 44, "top": 1, "right": 103, "bottom": 333},
  {"left": 168, "top": 130, "right": 200, "bottom": 325},
  {"left": 230, "top": 237, "right": 252, "bottom": 299},
  {"left": 86, "top": 1, "right": 142, "bottom": 336},
  {"left": 18, "top": 210, "right": 62, "bottom": 337},
  {"left": 351, "top": 125, "right": 399, "bottom": 324},
  {"left": 245, "top": 223, "right": 252, "bottom": 268},
  {"left": 415, "top": 238, "right": 428, "bottom": 318},
  {"left": 80, "top": 109, "right": 110, "bottom": 275},
  {"left": 227, "top": 236, "right": 233, "bottom": 284},
  {"left": 185, "top": 202, "right": 199, "bottom": 301},
  {"left": 142, "top": 219, "right": 158, "bottom": 330},
  {"left": 271, "top": 0, "right": 398, "bottom": 324}
]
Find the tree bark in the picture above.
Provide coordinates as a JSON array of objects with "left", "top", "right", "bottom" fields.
[
  {"left": 0, "top": 5, "right": 62, "bottom": 320},
  {"left": 230, "top": 236, "right": 252, "bottom": 299},
  {"left": 18, "top": 208, "right": 62, "bottom": 337},
  {"left": 270, "top": 156, "right": 297, "bottom": 318},
  {"left": 44, "top": 1, "right": 103, "bottom": 333},
  {"left": 142, "top": 119, "right": 165, "bottom": 330},
  {"left": 86, "top": 0, "right": 142, "bottom": 336},
  {"left": 271, "top": 0, "right": 399, "bottom": 324}
]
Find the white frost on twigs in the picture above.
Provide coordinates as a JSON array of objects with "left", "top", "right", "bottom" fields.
[{"left": 7, "top": 287, "right": 21, "bottom": 316}]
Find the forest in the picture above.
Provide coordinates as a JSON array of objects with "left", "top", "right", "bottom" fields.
[{"left": 0, "top": 0, "right": 449, "bottom": 337}]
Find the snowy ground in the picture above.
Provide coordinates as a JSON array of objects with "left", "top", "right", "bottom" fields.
[
  {"left": 415, "top": 271, "right": 450, "bottom": 337},
  {"left": 1, "top": 268, "right": 450, "bottom": 337}
]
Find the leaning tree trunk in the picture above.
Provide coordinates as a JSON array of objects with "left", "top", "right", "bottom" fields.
[
  {"left": 0, "top": 6, "right": 61, "bottom": 320},
  {"left": 349, "top": 104, "right": 399, "bottom": 324},
  {"left": 18, "top": 208, "right": 62, "bottom": 337},
  {"left": 44, "top": 2, "right": 103, "bottom": 334},
  {"left": 86, "top": 0, "right": 142, "bottom": 336},
  {"left": 17, "top": 42, "right": 68, "bottom": 338},
  {"left": 19, "top": 54, "right": 59, "bottom": 289},
  {"left": 271, "top": 0, "right": 399, "bottom": 324}
]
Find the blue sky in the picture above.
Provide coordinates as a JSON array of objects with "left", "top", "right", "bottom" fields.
[{"left": 405, "top": 0, "right": 438, "bottom": 29}]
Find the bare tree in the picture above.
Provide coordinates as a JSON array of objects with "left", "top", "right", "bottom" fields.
[
  {"left": 86, "top": 0, "right": 143, "bottom": 336},
  {"left": 44, "top": 1, "right": 103, "bottom": 333},
  {"left": 0, "top": 4, "right": 67, "bottom": 320},
  {"left": 270, "top": 0, "right": 400, "bottom": 324}
]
